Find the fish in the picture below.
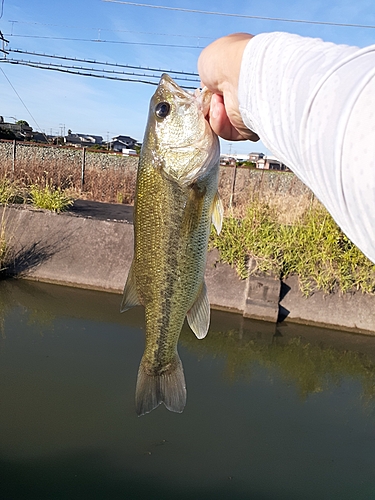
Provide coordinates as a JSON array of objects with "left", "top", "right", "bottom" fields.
[{"left": 121, "top": 73, "right": 223, "bottom": 416}]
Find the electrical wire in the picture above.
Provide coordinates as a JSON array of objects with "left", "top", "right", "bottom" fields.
[
  {"left": 0, "top": 0, "right": 4, "bottom": 20},
  {"left": 0, "top": 58, "right": 199, "bottom": 89},
  {"left": 0, "top": 65, "right": 46, "bottom": 133},
  {"left": 103, "top": 0, "right": 375, "bottom": 30},
  {"left": 8, "top": 20, "right": 212, "bottom": 40},
  {"left": 4, "top": 33, "right": 203, "bottom": 49},
  {"left": 9, "top": 49, "right": 199, "bottom": 76},
  {"left": 3, "top": 57, "right": 199, "bottom": 82}
]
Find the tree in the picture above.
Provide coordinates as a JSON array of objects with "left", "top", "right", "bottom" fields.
[{"left": 16, "top": 120, "right": 30, "bottom": 127}]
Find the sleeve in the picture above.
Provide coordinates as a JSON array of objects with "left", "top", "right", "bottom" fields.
[{"left": 238, "top": 32, "right": 375, "bottom": 264}]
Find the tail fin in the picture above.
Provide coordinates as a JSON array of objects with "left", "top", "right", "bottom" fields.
[{"left": 135, "top": 354, "right": 186, "bottom": 416}]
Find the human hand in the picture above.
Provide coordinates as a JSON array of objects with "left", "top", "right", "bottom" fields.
[{"left": 198, "top": 33, "right": 259, "bottom": 142}]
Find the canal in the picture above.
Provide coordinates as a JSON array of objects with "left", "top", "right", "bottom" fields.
[{"left": 0, "top": 279, "right": 374, "bottom": 499}]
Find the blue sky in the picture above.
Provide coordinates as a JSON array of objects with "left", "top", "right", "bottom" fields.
[{"left": 1, "top": 0, "right": 375, "bottom": 155}]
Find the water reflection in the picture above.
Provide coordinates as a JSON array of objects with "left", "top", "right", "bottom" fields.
[
  {"left": 2, "top": 279, "right": 375, "bottom": 404},
  {"left": 1, "top": 279, "right": 375, "bottom": 500},
  {"left": 180, "top": 321, "right": 375, "bottom": 403}
]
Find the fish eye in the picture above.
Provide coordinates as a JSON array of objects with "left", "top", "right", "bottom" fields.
[{"left": 155, "top": 102, "right": 170, "bottom": 119}]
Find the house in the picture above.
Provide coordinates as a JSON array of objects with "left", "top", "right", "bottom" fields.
[
  {"left": 235, "top": 154, "right": 251, "bottom": 162},
  {"left": 64, "top": 133, "right": 103, "bottom": 146},
  {"left": 220, "top": 154, "right": 236, "bottom": 165},
  {"left": 122, "top": 149, "right": 138, "bottom": 156},
  {"left": 256, "top": 155, "right": 290, "bottom": 171},
  {"left": 0, "top": 116, "right": 33, "bottom": 140},
  {"left": 109, "top": 135, "right": 137, "bottom": 152},
  {"left": 30, "top": 132, "right": 49, "bottom": 143},
  {"left": 249, "top": 152, "right": 264, "bottom": 163}
]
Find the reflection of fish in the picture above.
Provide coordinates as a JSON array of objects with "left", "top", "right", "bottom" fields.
[{"left": 121, "top": 74, "right": 223, "bottom": 416}]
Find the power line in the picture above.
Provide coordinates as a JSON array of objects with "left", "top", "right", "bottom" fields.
[
  {"left": 3, "top": 57, "right": 199, "bottom": 83},
  {"left": 103, "top": 0, "right": 375, "bottom": 30},
  {"left": 8, "top": 19, "right": 212, "bottom": 40},
  {"left": 0, "top": 59, "right": 199, "bottom": 89},
  {"left": 0, "top": 66, "right": 46, "bottom": 133},
  {"left": 4, "top": 33, "right": 203, "bottom": 49},
  {"left": 9, "top": 49, "right": 199, "bottom": 76}
]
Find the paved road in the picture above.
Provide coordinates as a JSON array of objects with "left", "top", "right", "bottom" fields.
[{"left": 69, "top": 199, "right": 134, "bottom": 223}]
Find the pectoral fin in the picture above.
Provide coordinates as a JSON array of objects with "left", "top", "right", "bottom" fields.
[
  {"left": 186, "top": 282, "right": 210, "bottom": 339},
  {"left": 211, "top": 191, "right": 223, "bottom": 235},
  {"left": 120, "top": 261, "right": 140, "bottom": 312}
]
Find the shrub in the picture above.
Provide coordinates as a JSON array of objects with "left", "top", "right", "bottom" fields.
[
  {"left": 29, "top": 183, "right": 73, "bottom": 213},
  {"left": 210, "top": 199, "right": 375, "bottom": 295}
]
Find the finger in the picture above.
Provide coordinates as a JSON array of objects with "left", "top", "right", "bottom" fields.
[
  {"left": 209, "top": 94, "right": 245, "bottom": 141},
  {"left": 210, "top": 94, "right": 260, "bottom": 142}
]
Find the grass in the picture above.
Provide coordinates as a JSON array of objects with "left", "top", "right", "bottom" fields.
[
  {"left": 0, "top": 176, "right": 73, "bottom": 213},
  {"left": 0, "top": 178, "right": 25, "bottom": 204},
  {"left": 210, "top": 198, "right": 375, "bottom": 295},
  {"left": 29, "top": 183, "right": 73, "bottom": 213}
]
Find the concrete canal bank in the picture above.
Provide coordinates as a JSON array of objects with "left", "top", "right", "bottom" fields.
[{"left": 2, "top": 201, "right": 375, "bottom": 335}]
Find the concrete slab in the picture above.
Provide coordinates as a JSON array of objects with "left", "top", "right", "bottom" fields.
[
  {"left": 3, "top": 204, "right": 133, "bottom": 293},
  {"left": 280, "top": 275, "right": 375, "bottom": 334},
  {"left": 205, "top": 249, "right": 247, "bottom": 314},
  {"left": 2, "top": 202, "right": 375, "bottom": 334}
]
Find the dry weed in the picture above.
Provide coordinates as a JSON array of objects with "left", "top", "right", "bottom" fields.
[{"left": 0, "top": 156, "right": 136, "bottom": 205}]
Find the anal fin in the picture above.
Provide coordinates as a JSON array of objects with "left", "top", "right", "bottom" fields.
[
  {"left": 120, "top": 261, "right": 140, "bottom": 312},
  {"left": 186, "top": 282, "right": 210, "bottom": 339}
]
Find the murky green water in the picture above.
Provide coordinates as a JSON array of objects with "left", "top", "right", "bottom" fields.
[{"left": 0, "top": 280, "right": 375, "bottom": 499}]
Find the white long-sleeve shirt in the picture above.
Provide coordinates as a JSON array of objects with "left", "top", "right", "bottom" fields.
[{"left": 239, "top": 32, "right": 375, "bottom": 264}]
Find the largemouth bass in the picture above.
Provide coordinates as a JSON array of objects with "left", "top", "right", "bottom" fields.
[{"left": 121, "top": 74, "right": 223, "bottom": 416}]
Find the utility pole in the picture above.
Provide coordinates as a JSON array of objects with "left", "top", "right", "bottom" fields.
[{"left": 0, "top": 31, "right": 9, "bottom": 56}]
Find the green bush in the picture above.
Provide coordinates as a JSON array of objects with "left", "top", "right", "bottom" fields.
[
  {"left": 210, "top": 199, "right": 375, "bottom": 295},
  {"left": 29, "top": 183, "right": 73, "bottom": 213}
]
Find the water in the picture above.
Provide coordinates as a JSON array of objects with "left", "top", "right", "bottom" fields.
[{"left": 0, "top": 279, "right": 375, "bottom": 499}]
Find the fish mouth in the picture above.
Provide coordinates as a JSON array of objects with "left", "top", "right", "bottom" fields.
[
  {"left": 158, "top": 73, "right": 176, "bottom": 86},
  {"left": 157, "top": 74, "right": 212, "bottom": 118},
  {"left": 158, "top": 73, "right": 185, "bottom": 90},
  {"left": 157, "top": 73, "right": 194, "bottom": 102}
]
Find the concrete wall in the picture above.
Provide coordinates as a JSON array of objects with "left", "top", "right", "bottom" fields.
[{"left": 2, "top": 204, "right": 375, "bottom": 335}]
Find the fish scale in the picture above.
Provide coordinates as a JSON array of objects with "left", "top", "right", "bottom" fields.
[{"left": 121, "top": 74, "right": 223, "bottom": 415}]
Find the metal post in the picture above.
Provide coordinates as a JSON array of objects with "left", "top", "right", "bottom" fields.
[
  {"left": 81, "top": 147, "right": 86, "bottom": 190},
  {"left": 229, "top": 161, "right": 238, "bottom": 209},
  {"left": 12, "top": 139, "right": 16, "bottom": 173}
]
